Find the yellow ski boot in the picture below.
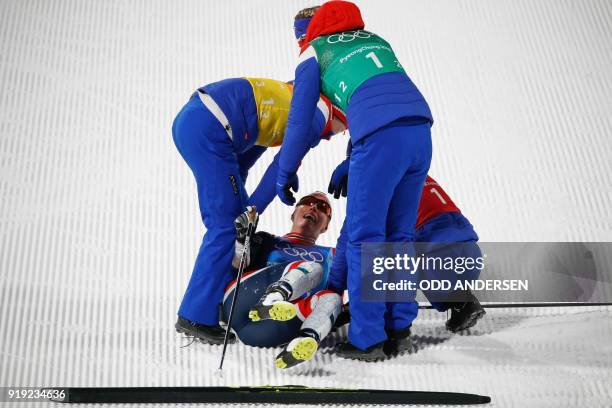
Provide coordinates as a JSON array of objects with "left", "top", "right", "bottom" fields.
[
  {"left": 275, "top": 334, "right": 319, "bottom": 369},
  {"left": 249, "top": 282, "right": 296, "bottom": 322},
  {"left": 249, "top": 300, "right": 297, "bottom": 322}
]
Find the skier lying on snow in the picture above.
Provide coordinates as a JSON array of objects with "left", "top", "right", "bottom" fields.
[
  {"left": 222, "top": 192, "right": 341, "bottom": 369},
  {"left": 222, "top": 184, "right": 485, "bottom": 368}
]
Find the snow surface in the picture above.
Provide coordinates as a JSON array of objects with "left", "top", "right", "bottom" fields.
[{"left": 1, "top": 0, "right": 612, "bottom": 406}]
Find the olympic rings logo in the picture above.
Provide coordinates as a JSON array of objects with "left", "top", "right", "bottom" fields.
[
  {"left": 327, "top": 30, "right": 373, "bottom": 44},
  {"left": 275, "top": 242, "right": 325, "bottom": 262}
]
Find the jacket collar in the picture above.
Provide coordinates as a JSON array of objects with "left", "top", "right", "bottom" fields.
[{"left": 283, "top": 232, "right": 316, "bottom": 246}]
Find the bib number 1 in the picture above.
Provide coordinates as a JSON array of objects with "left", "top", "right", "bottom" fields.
[
  {"left": 365, "top": 51, "right": 383, "bottom": 68},
  {"left": 335, "top": 52, "right": 382, "bottom": 100},
  {"left": 335, "top": 52, "right": 392, "bottom": 101},
  {"left": 430, "top": 188, "right": 448, "bottom": 205}
]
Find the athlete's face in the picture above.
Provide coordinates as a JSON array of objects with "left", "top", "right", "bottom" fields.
[{"left": 291, "top": 193, "right": 331, "bottom": 240}]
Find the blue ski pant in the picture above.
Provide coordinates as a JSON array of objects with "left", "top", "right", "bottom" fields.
[
  {"left": 415, "top": 212, "right": 482, "bottom": 311},
  {"left": 344, "top": 120, "right": 432, "bottom": 350},
  {"left": 172, "top": 93, "right": 249, "bottom": 325}
]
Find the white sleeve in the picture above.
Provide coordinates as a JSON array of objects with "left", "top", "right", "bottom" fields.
[{"left": 298, "top": 45, "right": 318, "bottom": 64}]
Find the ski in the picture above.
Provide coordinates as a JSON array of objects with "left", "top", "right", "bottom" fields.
[
  {"left": 419, "top": 301, "right": 612, "bottom": 309},
  {"left": 43, "top": 385, "right": 491, "bottom": 405}
]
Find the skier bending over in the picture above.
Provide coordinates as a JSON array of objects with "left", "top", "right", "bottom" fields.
[
  {"left": 172, "top": 77, "right": 345, "bottom": 344},
  {"left": 222, "top": 192, "right": 341, "bottom": 369}
]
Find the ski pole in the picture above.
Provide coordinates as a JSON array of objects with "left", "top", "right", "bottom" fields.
[
  {"left": 419, "top": 301, "right": 612, "bottom": 309},
  {"left": 218, "top": 208, "right": 256, "bottom": 371}
]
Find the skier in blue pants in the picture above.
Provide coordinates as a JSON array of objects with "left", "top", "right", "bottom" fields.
[
  {"left": 276, "top": 2, "right": 433, "bottom": 360},
  {"left": 172, "top": 78, "right": 336, "bottom": 343}
]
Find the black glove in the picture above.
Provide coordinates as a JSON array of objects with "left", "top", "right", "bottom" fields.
[{"left": 234, "top": 206, "right": 259, "bottom": 244}]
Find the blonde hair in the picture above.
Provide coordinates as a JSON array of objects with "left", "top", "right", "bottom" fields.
[{"left": 294, "top": 6, "right": 320, "bottom": 20}]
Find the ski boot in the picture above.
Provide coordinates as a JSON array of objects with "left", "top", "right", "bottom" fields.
[
  {"left": 275, "top": 330, "right": 320, "bottom": 369},
  {"left": 383, "top": 325, "right": 413, "bottom": 357},
  {"left": 175, "top": 317, "right": 234, "bottom": 345},
  {"left": 332, "top": 306, "right": 351, "bottom": 330},
  {"left": 249, "top": 281, "right": 296, "bottom": 322},
  {"left": 445, "top": 291, "right": 486, "bottom": 332},
  {"left": 335, "top": 340, "right": 387, "bottom": 362}
]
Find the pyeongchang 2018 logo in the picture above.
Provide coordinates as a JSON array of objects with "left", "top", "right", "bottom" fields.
[{"left": 327, "top": 30, "right": 373, "bottom": 44}]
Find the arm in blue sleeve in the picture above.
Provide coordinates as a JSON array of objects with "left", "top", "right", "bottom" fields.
[
  {"left": 278, "top": 55, "right": 321, "bottom": 175},
  {"left": 237, "top": 145, "right": 267, "bottom": 182},
  {"left": 328, "top": 219, "right": 349, "bottom": 292},
  {"left": 247, "top": 151, "right": 279, "bottom": 214},
  {"left": 307, "top": 106, "right": 327, "bottom": 149}
]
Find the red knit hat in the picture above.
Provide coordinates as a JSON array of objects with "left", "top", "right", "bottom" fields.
[{"left": 300, "top": 1, "right": 365, "bottom": 52}]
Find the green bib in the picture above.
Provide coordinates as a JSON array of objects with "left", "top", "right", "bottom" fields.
[{"left": 309, "top": 30, "right": 405, "bottom": 112}]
